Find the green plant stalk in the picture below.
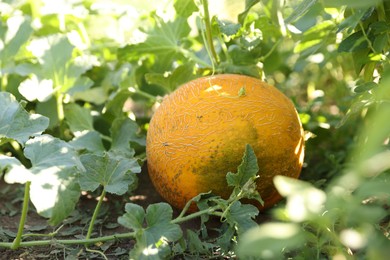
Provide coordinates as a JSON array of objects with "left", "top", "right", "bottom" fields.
[
  {"left": 56, "top": 92, "right": 66, "bottom": 139},
  {"left": 0, "top": 232, "right": 136, "bottom": 248},
  {"left": 0, "top": 204, "right": 219, "bottom": 249},
  {"left": 11, "top": 181, "right": 31, "bottom": 250},
  {"left": 85, "top": 189, "right": 106, "bottom": 242},
  {"left": 1, "top": 72, "right": 8, "bottom": 92},
  {"left": 201, "top": 0, "right": 219, "bottom": 66}
]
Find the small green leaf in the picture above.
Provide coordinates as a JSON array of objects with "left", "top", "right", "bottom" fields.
[
  {"left": 237, "top": 222, "right": 305, "bottom": 259},
  {"left": 144, "top": 202, "right": 183, "bottom": 244},
  {"left": 110, "top": 117, "right": 145, "bottom": 156},
  {"left": 0, "top": 92, "right": 49, "bottom": 145},
  {"left": 118, "top": 202, "right": 182, "bottom": 259},
  {"left": 213, "top": 18, "right": 241, "bottom": 37},
  {"left": 354, "top": 82, "right": 378, "bottom": 93},
  {"left": 285, "top": 0, "right": 318, "bottom": 24},
  {"left": 226, "top": 144, "right": 259, "bottom": 188},
  {"left": 79, "top": 152, "right": 140, "bottom": 195},
  {"left": 225, "top": 201, "right": 259, "bottom": 235},
  {"left": 186, "top": 229, "right": 213, "bottom": 255},
  {"left": 145, "top": 63, "right": 196, "bottom": 92},
  {"left": 69, "top": 130, "right": 105, "bottom": 153},
  {"left": 338, "top": 31, "right": 368, "bottom": 53},
  {"left": 64, "top": 103, "right": 94, "bottom": 133},
  {"left": 117, "top": 203, "right": 145, "bottom": 231},
  {"left": 174, "top": 0, "right": 198, "bottom": 18},
  {"left": 238, "top": 0, "right": 261, "bottom": 24}
]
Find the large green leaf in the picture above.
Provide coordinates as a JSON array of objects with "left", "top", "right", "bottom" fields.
[
  {"left": 0, "top": 92, "right": 49, "bottom": 145},
  {"left": 27, "top": 34, "right": 96, "bottom": 94},
  {"left": 79, "top": 152, "right": 140, "bottom": 195},
  {"left": 0, "top": 135, "right": 83, "bottom": 225},
  {"left": 0, "top": 16, "right": 33, "bottom": 72},
  {"left": 118, "top": 16, "right": 191, "bottom": 60},
  {"left": 28, "top": 34, "right": 74, "bottom": 89}
]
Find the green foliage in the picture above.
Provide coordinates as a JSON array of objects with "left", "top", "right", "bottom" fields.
[{"left": 1, "top": 0, "right": 390, "bottom": 258}]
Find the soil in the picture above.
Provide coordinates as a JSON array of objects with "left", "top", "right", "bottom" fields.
[{"left": 0, "top": 165, "right": 272, "bottom": 259}]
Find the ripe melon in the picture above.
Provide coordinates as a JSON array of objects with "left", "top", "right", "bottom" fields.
[{"left": 146, "top": 74, "right": 305, "bottom": 211}]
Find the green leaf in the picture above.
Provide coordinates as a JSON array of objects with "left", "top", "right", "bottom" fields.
[
  {"left": 354, "top": 82, "right": 378, "bottom": 93},
  {"left": 110, "top": 117, "right": 145, "bottom": 156},
  {"left": 69, "top": 130, "right": 105, "bottom": 153},
  {"left": 1, "top": 135, "right": 83, "bottom": 225},
  {"left": 0, "top": 92, "right": 49, "bottom": 145},
  {"left": 225, "top": 201, "right": 259, "bottom": 235},
  {"left": 28, "top": 34, "right": 74, "bottom": 89},
  {"left": 24, "top": 135, "right": 84, "bottom": 170},
  {"left": 294, "top": 20, "right": 335, "bottom": 54},
  {"left": 186, "top": 229, "right": 213, "bottom": 255},
  {"left": 118, "top": 202, "right": 182, "bottom": 259},
  {"left": 323, "top": 0, "right": 382, "bottom": 8},
  {"left": 79, "top": 152, "right": 140, "bottom": 195},
  {"left": 285, "top": 0, "right": 318, "bottom": 24},
  {"left": 117, "top": 203, "right": 145, "bottom": 230},
  {"left": 64, "top": 103, "right": 94, "bottom": 133},
  {"left": 0, "top": 16, "right": 33, "bottom": 72},
  {"left": 145, "top": 63, "right": 196, "bottom": 92},
  {"left": 0, "top": 156, "right": 33, "bottom": 183},
  {"left": 118, "top": 16, "right": 191, "bottom": 60},
  {"left": 273, "top": 176, "right": 326, "bottom": 222},
  {"left": 213, "top": 18, "right": 241, "bottom": 37},
  {"left": 226, "top": 144, "right": 259, "bottom": 188},
  {"left": 30, "top": 167, "right": 80, "bottom": 226},
  {"left": 144, "top": 203, "right": 182, "bottom": 242},
  {"left": 174, "top": 0, "right": 198, "bottom": 18},
  {"left": 238, "top": 0, "right": 261, "bottom": 24},
  {"left": 237, "top": 222, "right": 305, "bottom": 259},
  {"left": 18, "top": 75, "right": 54, "bottom": 102},
  {"left": 338, "top": 31, "right": 368, "bottom": 52}
]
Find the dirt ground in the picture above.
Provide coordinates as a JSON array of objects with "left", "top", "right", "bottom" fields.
[{"left": 0, "top": 166, "right": 271, "bottom": 259}]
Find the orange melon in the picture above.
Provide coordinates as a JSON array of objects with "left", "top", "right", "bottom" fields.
[{"left": 146, "top": 74, "right": 305, "bottom": 211}]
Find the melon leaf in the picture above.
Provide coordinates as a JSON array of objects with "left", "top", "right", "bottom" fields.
[
  {"left": 0, "top": 92, "right": 49, "bottom": 145},
  {"left": 118, "top": 202, "right": 183, "bottom": 259},
  {"left": 0, "top": 135, "right": 84, "bottom": 226},
  {"left": 79, "top": 152, "right": 140, "bottom": 195},
  {"left": 224, "top": 201, "right": 259, "bottom": 235},
  {"left": 226, "top": 144, "right": 259, "bottom": 188}
]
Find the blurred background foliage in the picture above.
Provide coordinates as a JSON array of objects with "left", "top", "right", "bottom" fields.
[{"left": 1, "top": 0, "right": 389, "bottom": 259}]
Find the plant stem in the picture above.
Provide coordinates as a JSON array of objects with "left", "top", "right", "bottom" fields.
[
  {"left": 201, "top": 0, "right": 219, "bottom": 66},
  {"left": 171, "top": 206, "right": 219, "bottom": 224},
  {"left": 11, "top": 181, "right": 31, "bottom": 249},
  {"left": 0, "top": 232, "right": 136, "bottom": 248},
  {"left": 0, "top": 206, "right": 218, "bottom": 249},
  {"left": 85, "top": 189, "right": 106, "bottom": 242},
  {"left": 56, "top": 92, "right": 66, "bottom": 139},
  {"left": 1, "top": 72, "right": 8, "bottom": 92}
]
